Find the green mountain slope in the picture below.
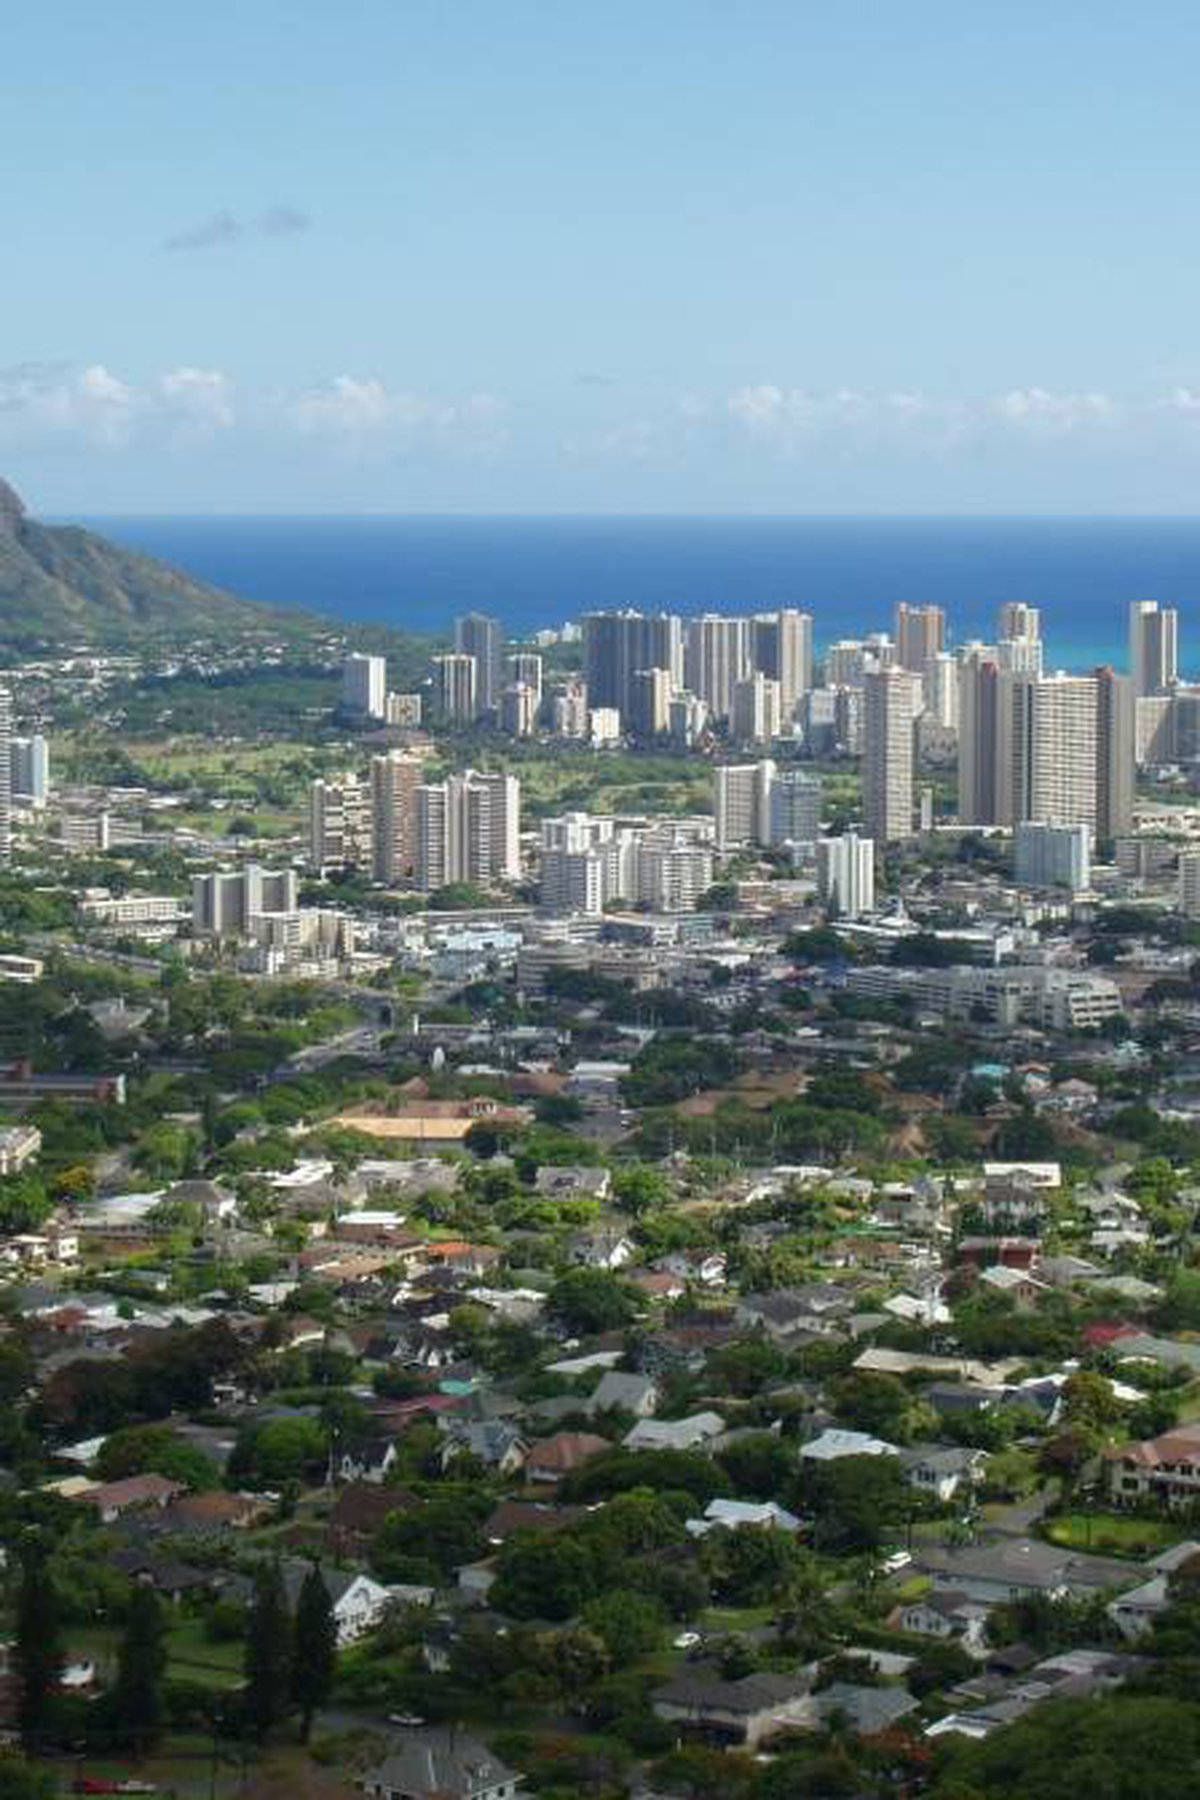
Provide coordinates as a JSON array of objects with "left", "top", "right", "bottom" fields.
[{"left": 0, "top": 478, "right": 305, "bottom": 646}]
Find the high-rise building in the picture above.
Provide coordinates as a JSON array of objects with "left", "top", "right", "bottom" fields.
[
  {"left": 998, "top": 603, "right": 1040, "bottom": 643},
  {"left": 583, "top": 611, "right": 684, "bottom": 718},
  {"left": 0, "top": 690, "right": 12, "bottom": 861},
  {"left": 751, "top": 610, "right": 813, "bottom": 716},
  {"left": 1180, "top": 853, "right": 1200, "bottom": 920},
  {"left": 506, "top": 652, "right": 544, "bottom": 703},
  {"left": 895, "top": 604, "right": 945, "bottom": 674},
  {"left": 926, "top": 653, "right": 959, "bottom": 730},
  {"left": 996, "top": 605, "right": 1043, "bottom": 677},
  {"left": 310, "top": 772, "right": 371, "bottom": 873},
  {"left": 500, "top": 683, "right": 539, "bottom": 738},
  {"left": 192, "top": 865, "right": 297, "bottom": 937},
  {"left": 1130, "top": 600, "right": 1178, "bottom": 699},
  {"left": 1012, "top": 672, "right": 1098, "bottom": 834},
  {"left": 863, "top": 667, "right": 919, "bottom": 844},
  {"left": 1014, "top": 821, "right": 1091, "bottom": 893},
  {"left": 416, "top": 771, "right": 520, "bottom": 891},
  {"left": 731, "top": 672, "right": 782, "bottom": 744},
  {"left": 769, "top": 769, "right": 823, "bottom": 848},
  {"left": 540, "top": 813, "right": 633, "bottom": 916},
  {"left": 958, "top": 649, "right": 1004, "bottom": 826},
  {"left": 685, "top": 615, "right": 750, "bottom": 722},
  {"left": 432, "top": 653, "right": 478, "bottom": 726},
  {"left": 630, "top": 666, "right": 673, "bottom": 738},
  {"left": 668, "top": 690, "right": 708, "bottom": 749},
  {"left": 550, "top": 678, "right": 589, "bottom": 739},
  {"left": 714, "top": 761, "right": 775, "bottom": 851},
  {"left": 343, "top": 653, "right": 387, "bottom": 720},
  {"left": 1094, "top": 665, "right": 1134, "bottom": 844},
  {"left": 454, "top": 613, "right": 504, "bottom": 713},
  {"left": 385, "top": 692, "right": 423, "bottom": 729},
  {"left": 370, "top": 751, "right": 423, "bottom": 884},
  {"left": 816, "top": 832, "right": 875, "bottom": 918},
  {"left": 633, "top": 828, "right": 714, "bottom": 911},
  {"left": 10, "top": 734, "right": 48, "bottom": 809}
]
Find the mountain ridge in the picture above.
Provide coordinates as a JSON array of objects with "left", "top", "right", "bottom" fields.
[{"left": 0, "top": 479, "right": 310, "bottom": 647}]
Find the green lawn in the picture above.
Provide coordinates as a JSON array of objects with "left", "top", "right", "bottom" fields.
[
  {"left": 1042, "top": 1510, "right": 1191, "bottom": 1559},
  {"left": 165, "top": 1615, "right": 245, "bottom": 1690}
]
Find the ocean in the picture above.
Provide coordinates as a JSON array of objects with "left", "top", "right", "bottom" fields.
[{"left": 65, "top": 514, "right": 1200, "bottom": 671}]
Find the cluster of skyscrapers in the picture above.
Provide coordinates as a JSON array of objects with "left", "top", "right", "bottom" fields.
[{"left": 311, "top": 755, "right": 519, "bottom": 893}]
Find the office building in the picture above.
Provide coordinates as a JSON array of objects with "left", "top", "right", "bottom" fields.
[
  {"left": 309, "top": 772, "right": 371, "bottom": 873},
  {"left": 192, "top": 865, "right": 297, "bottom": 938},
  {"left": 685, "top": 614, "right": 750, "bottom": 722},
  {"left": 432, "top": 653, "right": 478, "bottom": 726},
  {"left": 454, "top": 613, "right": 504, "bottom": 713},
  {"left": 751, "top": 610, "right": 813, "bottom": 715},
  {"left": 416, "top": 771, "right": 520, "bottom": 891},
  {"left": 816, "top": 832, "right": 875, "bottom": 918},
  {"left": 863, "top": 667, "right": 919, "bottom": 844},
  {"left": 731, "top": 672, "right": 782, "bottom": 744},
  {"left": 769, "top": 769, "right": 823, "bottom": 848},
  {"left": 1130, "top": 600, "right": 1178, "bottom": 699},
  {"left": 895, "top": 603, "right": 945, "bottom": 674},
  {"left": 10, "top": 734, "right": 48, "bottom": 809},
  {"left": 343, "top": 653, "right": 387, "bottom": 720},
  {"left": 714, "top": 761, "right": 776, "bottom": 851},
  {"left": 370, "top": 751, "right": 423, "bottom": 884},
  {"left": 1015, "top": 821, "right": 1091, "bottom": 893}
]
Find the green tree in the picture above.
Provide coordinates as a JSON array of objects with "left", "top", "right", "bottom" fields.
[
  {"left": 14, "top": 1538, "right": 63, "bottom": 1751},
  {"left": 243, "top": 1562, "right": 292, "bottom": 1741},
  {"left": 290, "top": 1564, "right": 337, "bottom": 1743},
  {"left": 112, "top": 1585, "right": 167, "bottom": 1755},
  {"left": 546, "top": 1268, "right": 638, "bottom": 1334}
]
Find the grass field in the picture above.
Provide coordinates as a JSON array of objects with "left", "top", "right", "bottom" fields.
[{"left": 1042, "top": 1510, "right": 1191, "bottom": 1558}]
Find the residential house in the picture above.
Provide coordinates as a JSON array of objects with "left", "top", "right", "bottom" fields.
[
  {"left": 799, "top": 1428, "right": 899, "bottom": 1464},
  {"left": 652, "top": 1671, "right": 815, "bottom": 1750},
  {"left": 534, "top": 1166, "right": 611, "bottom": 1202},
  {"left": 1106, "top": 1423, "right": 1200, "bottom": 1507},
  {"left": 625, "top": 1411, "right": 726, "bottom": 1452},
  {"left": 978, "top": 1264, "right": 1051, "bottom": 1311},
  {"left": 74, "top": 1474, "right": 184, "bottom": 1523},
  {"left": 439, "top": 1419, "right": 528, "bottom": 1477},
  {"left": 737, "top": 1285, "right": 855, "bottom": 1342},
  {"left": 898, "top": 1590, "right": 991, "bottom": 1655},
  {"left": 564, "top": 1227, "right": 635, "bottom": 1270},
  {"left": 901, "top": 1445, "right": 988, "bottom": 1503},
  {"left": 589, "top": 1369, "right": 658, "bottom": 1417},
  {"left": 281, "top": 1562, "right": 395, "bottom": 1646},
  {"left": 524, "top": 1432, "right": 610, "bottom": 1484},
  {"left": 360, "top": 1729, "right": 520, "bottom": 1800},
  {"left": 686, "top": 1498, "right": 801, "bottom": 1536}
]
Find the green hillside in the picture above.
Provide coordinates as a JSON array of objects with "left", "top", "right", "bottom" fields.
[{"left": 0, "top": 478, "right": 309, "bottom": 647}]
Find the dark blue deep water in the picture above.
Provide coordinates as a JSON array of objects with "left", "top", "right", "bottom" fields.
[{"left": 65, "top": 514, "right": 1200, "bottom": 671}]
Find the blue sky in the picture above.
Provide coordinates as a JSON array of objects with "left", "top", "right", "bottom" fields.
[{"left": 7, "top": 1, "right": 1200, "bottom": 513}]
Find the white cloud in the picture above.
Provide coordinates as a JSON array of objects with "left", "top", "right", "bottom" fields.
[
  {"left": 158, "top": 367, "right": 236, "bottom": 435},
  {"left": 991, "top": 387, "right": 1116, "bottom": 431},
  {"left": 0, "top": 362, "right": 141, "bottom": 446},
  {"left": 286, "top": 377, "right": 508, "bottom": 453}
]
